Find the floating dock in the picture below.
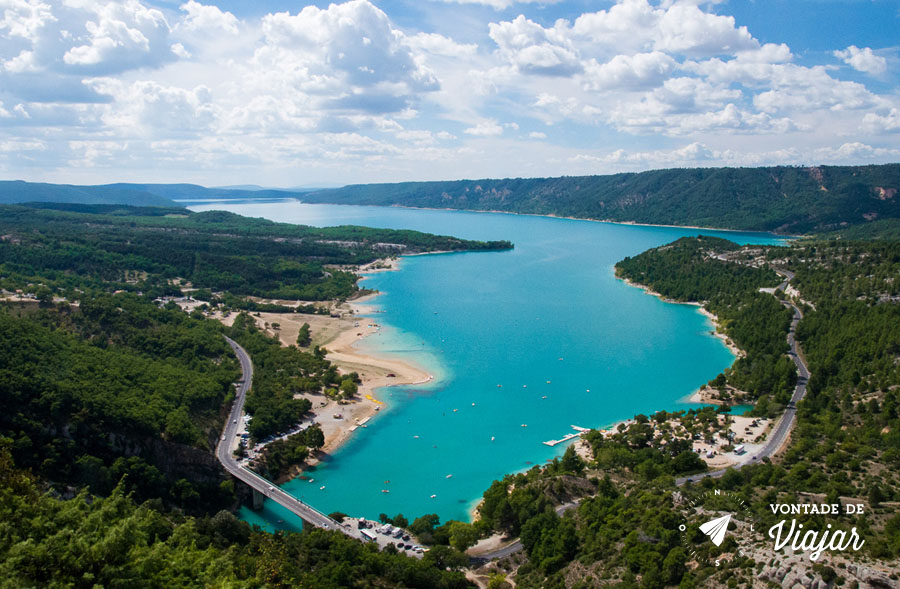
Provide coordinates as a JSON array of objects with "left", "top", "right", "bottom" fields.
[
  {"left": 542, "top": 425, "right": 590, "bottom": 447},
  {"left": 542, "top": 433, "right": 580, "bottom": 446}
]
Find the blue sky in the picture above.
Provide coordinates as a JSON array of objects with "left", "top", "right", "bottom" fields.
[{"left": 1, "top": 0, "right": 898, "bottom": 186}]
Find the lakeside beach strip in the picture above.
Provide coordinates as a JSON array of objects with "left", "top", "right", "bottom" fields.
[{"left": 200, "top": 256, "right": 434, "bottom": 465}]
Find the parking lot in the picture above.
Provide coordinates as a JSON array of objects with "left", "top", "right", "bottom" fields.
[{"left": 340, "top": 517, "right": 426, "bottom": 558}]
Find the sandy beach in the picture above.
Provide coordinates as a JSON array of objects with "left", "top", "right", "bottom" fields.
[
  {"left": 685, "top": 387, "right": 725, "bottom": 405},
  {"left": 201, "top": 258, "right": 433, "bottom": 469}
]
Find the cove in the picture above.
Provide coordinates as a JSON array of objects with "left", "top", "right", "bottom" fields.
[{"left": 184, "top": 200, "right": 786, "bottom": 528}]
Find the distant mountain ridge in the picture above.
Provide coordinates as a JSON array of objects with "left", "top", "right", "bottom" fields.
[
  {"left": 0, "top": 181, "right": 306, "bottom": 207},
  {"left": 0, "top": 181, "right": 179, "bottom": 207},
  {"left": 103, "top": 183, "right": 302, "bottom": 200},
  {"left": 301, "top": 164, "right": 900, "bottom": 235}
]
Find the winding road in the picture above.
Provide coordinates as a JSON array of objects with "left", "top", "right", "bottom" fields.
[
  {"left": 675, "top": 268, "right": 809, "bottom": 485},
  {"left": 217, "top": 336, "right": 345, "bottom": 533}
]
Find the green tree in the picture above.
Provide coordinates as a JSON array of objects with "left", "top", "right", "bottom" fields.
[
  {"left": 303, "top": 425, "right": 325, "bottom": 449},
  {"left": 296, "top": 322, "right": 311, "bottom": 347},
  {"left": 662, "top": 547, "right": 687, "bottom": 584},
  {"left": 448, "top": 521, "right": 480, "bottom": 552},
  {"left": 340, "top": 378, "right": 358, "bottom": 399},
  {"left": 165, "top": 406, "right": 199, "bottom": 445},
  {"left": 422, "top": 545, "right": 468, "bottom": 570},
  {"left": 559, "top": 445, "right": 585, "bottom": 474}
]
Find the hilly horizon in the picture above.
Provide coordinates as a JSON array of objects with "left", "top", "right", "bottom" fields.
[{"left": 8, "top": 162, "right": 898, "bottom": 236}]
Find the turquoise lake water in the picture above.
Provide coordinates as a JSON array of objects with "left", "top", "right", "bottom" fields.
[{"left": 184, "top": 200, "right": 786, "bottom": 529}]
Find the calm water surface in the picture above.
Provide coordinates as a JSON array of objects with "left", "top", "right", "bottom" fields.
[{"left": 184, "top": 200, "right": 785, "bottom": 528}]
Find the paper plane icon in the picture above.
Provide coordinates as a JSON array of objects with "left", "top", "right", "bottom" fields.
[{"left": 699, "top": 514, "right": 731, "bottom": 546}]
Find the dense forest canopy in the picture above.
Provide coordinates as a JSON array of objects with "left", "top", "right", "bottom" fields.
[
  {"left": 0, "top": 442, "right": 470, "bottom": 588},
  {"left": 0, "top": 203, "right": 512, "bottom": 301},
  {"left": 302, "top": 164, "right": 900, "bottom": 235},
  {"left": 0, "top": 296, "right": 240, "bottom": 512}
]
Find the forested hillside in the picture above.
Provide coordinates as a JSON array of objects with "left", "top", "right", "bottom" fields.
[
  {"left": 303, "top": 164, "right": 900, "bottom": 234},
  {"left": 10, "top": 164, "right": 898, "bottom": 235},
  {"left": 0, "top": 180, "right": 178, "bottom": 207},
  {"left": 0, "top": 204, "right": 502, "bottom": 587},
  {"left": 0, "top": 298, "right": 240, "bottom": 512},
  {"left": 0, "top": 203, "right": 511, "bottom": 301},
  {"left": 0, "top": 443, "right": 469, "bottom": 588}
]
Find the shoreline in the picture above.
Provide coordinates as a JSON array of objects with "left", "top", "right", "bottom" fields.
[
  {"left": 204, "top": 256, "right": 438, "bottom": 475},
  {"left": 618, "top": 275, "right": 743, "bottom": 359},
  {"left": 618, "top": 275, "right": 749, "bottom": 410},
  {"left": 293, "top": 199, "right": 801, "bottom": 239},
  {"left": 314, "top": 288, "right": 436, "bottom": 458}
]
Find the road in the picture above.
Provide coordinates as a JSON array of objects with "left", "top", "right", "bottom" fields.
[
  {"left": 675, "top": 268, "right": 809, "bottom": 485},
  {"left": 217, "top": 336, "right": 344, "bottom": 533},
  {"left": 471, "top": 499, "right": 581, "bottom": 563}
]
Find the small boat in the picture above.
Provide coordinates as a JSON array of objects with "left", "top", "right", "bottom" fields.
[
  {"left": 384, "top": 480, "right": 390, "bottom": 484},
  {"left": 522, "top": 385, "right": 527, "bottom": 388},
  {"left": 490, "top": 436, "right": 495, "bottom": 441},
  {"left": 430, "top": 494, "right": 436, "bottom": 498},
  {"left": 320, "top": 485, "right": 326, "bottom": 490},
  {"left": 541, "top": 395, "right": 547, "bottom": 399},
  {"left": 413, "top": 435, "right": 419, "bottom": 439},
  {"left": 497, "top": 384, "right": 502, "bottom": 387},
  {"left": 546, "top": 380, "right": 551, "bottom": 384},
  {"left": 586, "top": 389, "right": 590, "bottom": 392},
  {"left": 382, "top": 489, "right": 390, "bottom": 493},
  {"left": 309, "top": 479, "right": 314, "bottom": 483},
  {"left": 453, "top": 408, "right": 458, "bottom": 412},
  {"left": 521, "top": 424, "right": 527, "bottom": 427},
  {"left": 471, "top": 402, "right": 475, "bottom": 406},
  {"left": 445, "top": 474, "right": 452, "bottom": 479}
]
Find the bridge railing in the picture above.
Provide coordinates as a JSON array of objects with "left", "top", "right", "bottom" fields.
[{"left": 235, "top": 461, "right": 339, "bottom": 525}]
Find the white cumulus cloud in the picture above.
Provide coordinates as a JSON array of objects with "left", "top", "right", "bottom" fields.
[
  {"left": 464, "top": 119, "right": 504, "bottom": 135},
  {"left": 834, "top": 45, "right": 887, "bottom": 76},
  {"left": 489, "top": 15, "right": 582, "bottom": 76},
  {"left": 177, "top": 1, "right": 239, "bottom": 35}
]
